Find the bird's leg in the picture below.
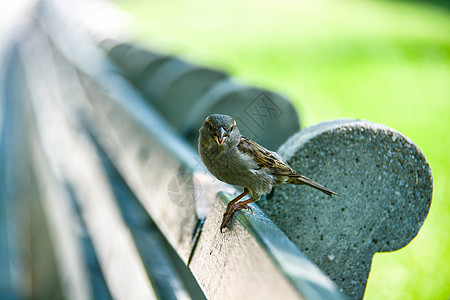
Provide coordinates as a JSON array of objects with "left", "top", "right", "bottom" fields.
[
  {"left": 225, "top": 188, "right": 249, "bottom": 214},
  {"left": 232, "top": 197, "right": 260, "bottom": 214},
  {"left": 220, "top": 194, "right": 260, "bottom": 232}
]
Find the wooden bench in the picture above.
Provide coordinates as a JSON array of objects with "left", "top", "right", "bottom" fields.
[{"left": 0, "top": 1, "right": 432, "bottom": 299}]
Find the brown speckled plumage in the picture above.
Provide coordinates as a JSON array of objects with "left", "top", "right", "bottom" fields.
[{"left": 198, "top": 114, "right": 338, "bottom": 232}]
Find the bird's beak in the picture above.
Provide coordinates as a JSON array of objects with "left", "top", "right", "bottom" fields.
[{"left": 214, "top": 127, "right": 227, "bottom": 146}]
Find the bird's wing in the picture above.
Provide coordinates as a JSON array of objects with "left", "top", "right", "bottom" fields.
[{"left": 237, "top": 136, "right": 296, "bottom": 176}]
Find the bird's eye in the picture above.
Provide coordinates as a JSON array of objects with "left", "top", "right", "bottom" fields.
[{"left": 208, "top": 122, "right": 213, "bottom": 130}]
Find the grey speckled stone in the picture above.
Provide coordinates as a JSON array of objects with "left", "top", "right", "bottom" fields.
[{"left": 259, "top": 119, "right": 433, "bottom": 300}]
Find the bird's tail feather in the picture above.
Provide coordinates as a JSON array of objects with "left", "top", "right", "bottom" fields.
[{"left": 288, "top": 175, "right": 339, "bottom": 197}]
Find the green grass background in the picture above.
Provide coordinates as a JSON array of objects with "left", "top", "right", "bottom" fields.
[{"left": 115, "top": 0, "right": 449, "bottom": 298}]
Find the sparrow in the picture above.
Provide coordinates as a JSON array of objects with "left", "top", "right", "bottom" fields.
[{"left": 198, "top": 114, "right": 339, "bottom": 232}]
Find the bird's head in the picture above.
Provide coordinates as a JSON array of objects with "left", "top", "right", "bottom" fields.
[{"left": 199, "top": 114, "right": 240, "bottom": 148}]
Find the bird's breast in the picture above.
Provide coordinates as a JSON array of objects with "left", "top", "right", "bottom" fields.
[{"left": 200, "top": 146, "right": 274, "bottom": 195}]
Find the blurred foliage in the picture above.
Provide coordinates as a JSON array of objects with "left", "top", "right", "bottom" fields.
[{"left": 115, "top": 0, "right": 449, "bottom": 298}]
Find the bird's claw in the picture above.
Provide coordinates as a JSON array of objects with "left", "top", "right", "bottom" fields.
[
  {"left": 220, "top": 205, "right": 237, "bottom": 232},
  {"left": 240, "top": 204, "right": 253, "bottom": 213},
  {"left": 220, "top": 212, "right": 232, "bottom": 232},
  {"left": 225, "top": 202, "right": 234, "bottom": 214},
  {"left": 220, "top": 203, "right": 254, "bottom": 232}
]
